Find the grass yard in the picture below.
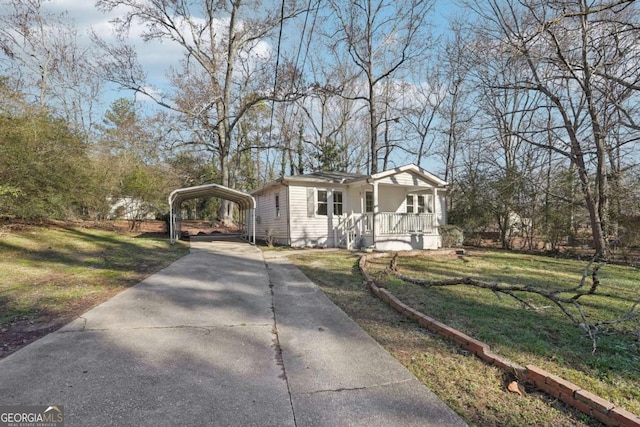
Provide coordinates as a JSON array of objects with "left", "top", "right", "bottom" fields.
[
  {"left": 0, "top": 223, "right": 189, "bottom": 358},
  {"left": 285, "top": 248, "right": 640, "bottom": 426},
  {"left": 2, "top": 223, "right": 636, "bottom": 425}
]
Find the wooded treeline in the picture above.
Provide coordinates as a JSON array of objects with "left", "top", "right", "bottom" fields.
[{"left": 1, "top": 0, "right": 639, "bottom": 257}]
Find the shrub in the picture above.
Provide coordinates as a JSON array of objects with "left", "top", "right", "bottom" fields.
[{"left": 440, "top": 224, "right": 464, "bottom": 247}]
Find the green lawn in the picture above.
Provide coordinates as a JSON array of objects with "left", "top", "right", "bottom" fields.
[
  {"left": 0, "top": 224, "right": 189, "bottom": 354},
  {"left": 2, "top": 226, "right": 636, "bottom": 425},
  {"left": 284, "top": 248, "right": 639, "bottom": 426},
  {"left": 375, "top": 250, "right": 640, "bottom": 413}
]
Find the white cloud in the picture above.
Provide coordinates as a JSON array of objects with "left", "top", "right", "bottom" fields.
[
  {"left": 42, "top": 0, "right": 277, "bottom": 110},
  {"left": 48, "top": 0, "right": 115, "bottom": 30},
  {"left": 47, "top": 0, "right": 185, "bottom": 83},
  {"left": 135, "top": 84, "right": 163, "bottom": 102}
]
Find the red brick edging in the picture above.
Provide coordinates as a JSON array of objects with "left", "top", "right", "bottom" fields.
[{"left": 358, "top": 254, "right": 640, "bottom": 427}]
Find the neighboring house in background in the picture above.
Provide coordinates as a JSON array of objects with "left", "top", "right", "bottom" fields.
[
  {"left": 108, "top": 197, "right": 155, "bottom": 220},
  {"left": 249, "top": 164, "right": 448, "bottom": 251}
]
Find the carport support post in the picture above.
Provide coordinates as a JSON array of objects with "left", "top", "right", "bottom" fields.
[
  {"left": 168, "top": 184, "right": 255, "bottom": 244},
  {"left": 169, "top": 194, "right": 176, "bottom": 244}
]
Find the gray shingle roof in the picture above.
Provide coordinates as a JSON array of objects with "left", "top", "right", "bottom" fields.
[{"left": 298, "top": 171, "right": 367, "bottom": 183}]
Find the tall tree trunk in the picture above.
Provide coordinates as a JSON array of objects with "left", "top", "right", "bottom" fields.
[
  {"left": 368, "top": 75, "right": 378, "bottom": 174},
  {"left": 573, "top": 150, "right": 607, "bottom": 257},
  {"left": 217, "top": 152, "right": 234, "bottom": 225},
  {"left": 216, "top": 116, "right": 233, "bottom": 225}
]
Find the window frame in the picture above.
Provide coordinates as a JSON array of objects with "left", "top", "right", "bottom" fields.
[
  {"left": 426, "top": 194, "right": 434, "bottom": 214},
  {"left": 275, "top": 194, "right": 280, "bottom": 217},
  {"left": 365, "top": 191, "right": 374, "bottom": 213},
  {"left": 406, "top": 195, "right": 414, "bottom": 214},
  {"left": 333, "top": 190, "right": 343, "bottom": 216},
  {"left": 316, "top": 189, "right": 328, "bottom": 216},
  {"left": 417, "top": 195, "right": 425, "bottom": 214}
]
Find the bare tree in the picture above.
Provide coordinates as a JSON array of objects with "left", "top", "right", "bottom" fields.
[
  {"left": 0, "top": 0, "right": 103, "bottom": 133},
  {"left": 399, "top": 64, "right": 446, "bottom": 170},
  {"left": 410, "top": 20, "right": 478, "bottom": 229},
  {"left": 472, "top": 49, "right": 550, "bottom": 249},
  {"left": 293, "top": 43, "right": 368, "bottom": 173},
  {"left": 298, "top": 82, "right": 359, "bottom": 172},
  {"left": 436, "top": 21, "right": 475, "bottom": 188},
  {"left": 326, "top": 0, "right": 435, "bottom": 174},
  {"left": 94, "top": 0, "right": 305, "bottom": 224},
  {"left": 464, "top": 0, "right": 640, "bottom": 257}
]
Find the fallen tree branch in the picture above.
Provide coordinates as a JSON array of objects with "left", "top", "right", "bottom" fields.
[
  {"left": 385, "top": 248, "right": 628, "bottom": 353},
  {"left": 394, "top": 271, "right": 582, "bottom": 322}
]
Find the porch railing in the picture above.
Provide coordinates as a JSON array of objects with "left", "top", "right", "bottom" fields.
[
  {"left": 335, "top": 213, "right": 436, "bottom": 247},
  {"left": 335, "top": 213, "right": 371, "bottom": 248},
  {"left": 378, "top": 213, "right": 436, "bottom": 234}
]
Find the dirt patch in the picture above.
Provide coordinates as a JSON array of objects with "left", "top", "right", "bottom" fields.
[
  {"left": 0, "top": 289, "right": 122, "bottom": 359},
  {"left": 0, "top": 222, "right": 191, "bottom": 360},
  {"left": 1, "top": 219, "right": 245, "bottom": 238},
  {"left": 179, "top": 220, "right": 243, "bottom": 236},
  {"left": 0, "top": 321, "right": 63, "bottom": 359}
]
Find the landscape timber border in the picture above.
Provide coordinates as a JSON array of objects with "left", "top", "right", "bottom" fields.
[{"left": 358, "top": 252, "right": 640, "bottom": 427}]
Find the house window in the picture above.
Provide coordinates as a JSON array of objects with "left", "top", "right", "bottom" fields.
[
  {"left": 426, "top": 194, "right": 434, "bottom": 213},
  {"left": 417, "top": 195, "right": 425, "bottom": 213},
  {"left": 317, "top": 190, "right": 328, "bottom": 216},
  {"left": 365, "top": 191, "right": 373, "bottom": 213},
  {"left": 406, "top": 195, "right": 414, "bottom": 213},
  {"left": 333, "top": 191, "right": 343, "bottom": 216},
  {"left": 275, "top": 194, "right": 280, "bottom": 217}
]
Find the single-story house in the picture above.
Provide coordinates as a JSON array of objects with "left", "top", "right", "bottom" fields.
[
  {"left": 249, "top": 164, "right": 447, "bottom": 251},
  {"left": 108, "top": 197, "right": 155, "bottom": 220}
]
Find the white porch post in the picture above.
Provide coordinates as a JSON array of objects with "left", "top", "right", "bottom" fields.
[
  {"left": 433, "top": 188, "right": 438, "bottom": 227},
  {"left": 372, "top": 181, "right": 379, "bottom": 247}
]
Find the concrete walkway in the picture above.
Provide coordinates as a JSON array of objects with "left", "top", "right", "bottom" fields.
[{"left": 0, "top": 239, "right": 466, "bottom": 427}]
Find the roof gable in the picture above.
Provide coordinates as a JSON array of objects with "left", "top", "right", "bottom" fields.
[
  {"left": 250, "top": 164, "right": 446, "bottom": 196},
  {"left": 370, "top": 164, "right": 447, "bottom": 187},
  {"left": 169, "top": 183, "right": 255, "bottom": 210},
  {"left": 290, "top": 170, "right": 367, "bottom": 184}
]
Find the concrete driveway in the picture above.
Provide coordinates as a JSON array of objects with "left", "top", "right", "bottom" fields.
[{"left": 0, "top": 239, "right": 466, "bottom": 426}]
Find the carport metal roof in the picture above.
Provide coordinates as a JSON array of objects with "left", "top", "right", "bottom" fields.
[{"left": 168, "top": 184, "right": 256, "bottom": 244}]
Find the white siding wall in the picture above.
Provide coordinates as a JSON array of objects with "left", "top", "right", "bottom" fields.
[
  {"left": 376, "top": 234, "right": 441, "bottom": 251},
  {"left": 348, "top": 186, "right": 366, "bottom": 214},
  {"left": 378, "top": 186, "right": 407, "bottom": 212},
  {"left": 288, "top": 184, "right": 350, "bottom": 247},
  {"left": 378, "top": 171, "right": 432, "bottom": 187},
  {"left": 437, "top": 194, "right": 447, "bottom": 225},
  {"left": 254, "top": 185, "right": 289, "bottom": 245},
  {"left": 252, "top": 171, "right": 447, "bottom": 249}
]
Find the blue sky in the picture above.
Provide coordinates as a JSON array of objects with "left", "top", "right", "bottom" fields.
[
  {"left": 45, "top": 0, "right": 462, "bottom": 92},
  {"left": 38, "top": 0, "right": 464, "bottom": 174}
]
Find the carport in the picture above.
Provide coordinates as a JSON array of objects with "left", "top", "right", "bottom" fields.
[{"left": 168, "top": 184, "right": 256, "bottom": 244}]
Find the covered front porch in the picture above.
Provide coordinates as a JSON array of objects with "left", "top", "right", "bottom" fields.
[
  {"left": 334, "top": 165, "right": 447, "bottom": 251},
  {"left": 335, "top": 211, "right": 441, "bottom": 250}
]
